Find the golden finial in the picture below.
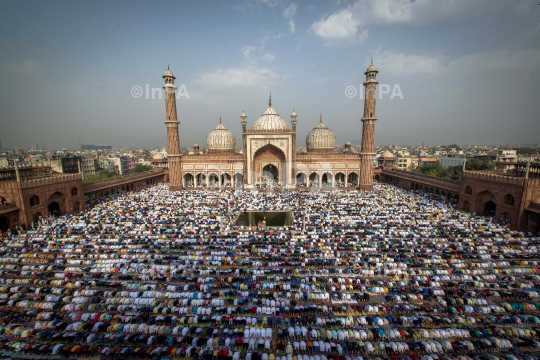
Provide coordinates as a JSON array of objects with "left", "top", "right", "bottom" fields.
[
  {"left": 269, "top": 93, "right": 272, "bottom": 107},
  {"left": 219, "top": 115, "right": 221, "bottom": 124},
  {"left": 320, "top": 113, "right": 322, "bottom": 123}
]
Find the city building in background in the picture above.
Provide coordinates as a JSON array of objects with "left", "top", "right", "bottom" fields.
[{"left": 81, "top": 144, "right": 112, "bottom": 151}]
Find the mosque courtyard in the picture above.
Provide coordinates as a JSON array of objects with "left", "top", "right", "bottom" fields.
[{"left": 1, "top": 183, "right": 540, "bottom": 359}]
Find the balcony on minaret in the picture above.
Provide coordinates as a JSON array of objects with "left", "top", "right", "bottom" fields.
[
  {"left": 363, "top": 60, "right": 379, "bottom": 86},
  {"left": 162, "top": 66, "right": 177, "bottom": 93}
]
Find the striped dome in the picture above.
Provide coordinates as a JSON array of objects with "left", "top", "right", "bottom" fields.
[
  {"left": 251, "top": 96, "right": 290, "bottom": 131},
  {"left": 207, "top": 119, "right": 236, "bottom": 152},
  {"left": 306, "top": 115, "right": 335, "bottom": 151}
]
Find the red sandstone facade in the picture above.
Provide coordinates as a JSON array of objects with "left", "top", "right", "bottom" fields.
[
  {"left": 0, "top": 168, "right": 85, "bottom": 229},
  {"left": 164, "top": 65, "right": 379, "bottom": 190},
  {"left": 359, "top": 62, "right": 378, "bottom": 191},
  {"left": 459, "top": 163, "right": 540, "bottom": 232},
  {"left": 0, "top": 164, "right": 165, "bottom": 230},
  {"left": 163, "top": 68, "right": 183, "bottom": 192},
  {"left": 379, "top": 163, "right": 540, "bottom": 233}
]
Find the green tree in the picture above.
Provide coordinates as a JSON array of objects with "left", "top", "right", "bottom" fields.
[
  {"left": 465, "top": 157, "right": 494, "bottom": 171},
  {"left": 415, "top": 163, "right": 463, "bottom": 181},
  {"left": 82, "top": 170, "right": 119, "bottom": 183},
  {"left": 130, "top": 164, "right": 152, "bottom": 174},
  {"left": 513, "top": 147, "right": 539, "bottom": 155},
  {"left": 446, "top": 144, "right": 459, "bottom": 149}
]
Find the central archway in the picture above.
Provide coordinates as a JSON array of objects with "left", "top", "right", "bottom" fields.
[
  {"left": 47, "top": 192, "right": 66, "bottom": 216},
  {"left": 48, "top": 201, "right": 61, "bottom": 216},
  {"left": 484, "top": 201, "right": 496, "bottom": 216},
  {"left": 262, "top": 164, "right": 278, "bottom": 182},
  {"left": 0, "top": 216, "right": 9, "bottom": 232},
  {"left": 253, "top": 144, "right": 286, "bottom": 185}
]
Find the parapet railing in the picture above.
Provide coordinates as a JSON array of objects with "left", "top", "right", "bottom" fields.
[
  {"left": 296, "top": 153, "right": 360, "bottom": 159},
  {"left": 182, "top": 155, "right": 244, "bottom": 160},
  {"left": 20, "top": 174, "right": 82, "bottom": 188},
  {"left": 82, "top": 169, "right": 164, "bottom": 187},
  {"left": 385, "top": 169, "right": 461, "bottom": 185},
  {"left": 463, "top": 170, "right": 524, "bottom": 185}
]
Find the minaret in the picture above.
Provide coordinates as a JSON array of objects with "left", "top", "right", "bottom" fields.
[
  {"left": 291, "top": 109, "right": 298, "bottom": 188},
  {"left": 359, "top": 60, "right": 379, "bottom": 191},
  {"left": 240, "top": 110, "right": 247, "bottom": 188},
  {"left": 162, "top": 66, "right": 183, "bottom": 191}
]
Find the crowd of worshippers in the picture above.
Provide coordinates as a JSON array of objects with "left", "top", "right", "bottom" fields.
[{"left": 0, "top": 183, "right": 540, "bottom": 360}]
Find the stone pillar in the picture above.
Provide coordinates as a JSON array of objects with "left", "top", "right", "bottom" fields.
[
  {"left": 332, "top": 173, "right": 335, "bottom": 187},
  {"left": 206, "top": 173, "right": 209, "bottom": 187},
  {"left": 359, "top": 61, "right": 379, "bottom": 191},
  {"left": 14, "top": 162, "right": 20, "bottom": 182},
  {"left": 345, "top": 173, "right": 348, "bottom": 187},
  {"left": 291, "top": 110, "right": 298, "bottom": 189},
  {"left": 241, "top": 111, "right": 248, "bottom": 189},
  {"left": 218, "top": 173, "right": 222, "bottom": 188},
  {"left": 162, "top": 67, "right": 183, "bottom": 192},
  {"left": 77, "top": 159, "right": 84, "bottom": 181},
  {"left": 194, "top": 175, "right": 197, "bottom": 188}
]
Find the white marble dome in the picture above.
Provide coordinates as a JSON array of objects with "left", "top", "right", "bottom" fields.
[
  {"left": 306, "top": 115, "right": 335, "bottom": 151},
  {"left": 251, "top": 97, "right": 290, "bottom": 131},
  {"left": 381, "top": 150, "right": 394, "bottom": 158},
  {"left": 207, "top": 118, "right": 236, "bottom": 152},
  {"left": 153, "top": 152, "right": 165, "bottom": 160}
]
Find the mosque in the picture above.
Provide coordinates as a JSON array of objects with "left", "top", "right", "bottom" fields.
[{"left": 161, "top": 63, "right": 379, "bottom": 191}]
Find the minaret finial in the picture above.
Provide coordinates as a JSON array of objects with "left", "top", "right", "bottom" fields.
[
  {"left": 168, "top": 63, "right": 169, "bottom": 70},
  {"left": 371, "top": 58, "right": 373, "bottom": 65},
  {"left": 220, "top": 115, "right": 221, "bottom": 124},
  {"left": 320, "top": 113, "right": 322, "bottom": 123},
  {"left": 269, "top": 93, "right": 271, "bottom": 107}
]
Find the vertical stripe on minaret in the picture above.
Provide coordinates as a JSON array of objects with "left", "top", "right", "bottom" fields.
[
  {"left": 162, "top": 67, "right": 183, "bottom": 191},
  {"left": 359, "top": 61, "right": 379, "bottom": 191},
  {"left": 240, "top": 110, "right": 247, "bottom": 189}
]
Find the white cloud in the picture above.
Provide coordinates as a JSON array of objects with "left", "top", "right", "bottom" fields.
[
  {"left": 282, "top": 3, "right": 297, "bottom": 18},
  {"left": 262, "top": 53, "right": 276, "bottom": 62},
  {"left": 373, "top": 50, "right": 444, "bottom": 76},
  {"left": 241, "top": 46, "right": 257, "bottom": 59},
  {"left": 283, "top": 3, "right": 298, "bottom": 34},
  {"left": 310, "top": 9, "right": 368, "bottom": 46},
  {"left": 196, "top": 66, "right": 278, "bottom": 88},
  {"left": 288, "top": 19, "right": 296, "bottom": 34},
  {"left": 346, "top": 0, "right": 522, "bottom": 26},
  {"left": 313, "top": 77, "right": 327, "bottom": 84},
  {"left": 372, "top": 48, "right": 540, "bottom": 76},
  {"left": 250, "top": 0, "right": 279, "bottom": 7},
  {"left": 310, "top": 0, "right": 537, "bottom": 46},
  {"left": 260, "top": 32, "right": 287, "bottom": 45},
  {"left": 235, "top": 0, "right": 281, "bottom": 15},
  {"left": 241, "top": 44, "right": 276, "bottom": 64}
]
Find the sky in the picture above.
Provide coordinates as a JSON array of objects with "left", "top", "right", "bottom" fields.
[{"left": 1, "top": 0, "right": 539, "bottom": 151}]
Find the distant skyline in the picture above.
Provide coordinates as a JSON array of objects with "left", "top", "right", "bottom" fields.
[
  {"left": 1, "top": 0, "right": 539, "bottom": 150},
  {"left": 0, "top": 140, "right": 540, "bottom": 152}
]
